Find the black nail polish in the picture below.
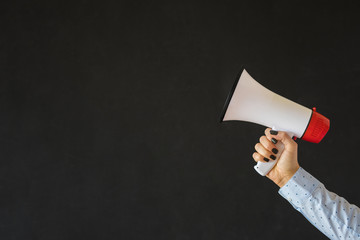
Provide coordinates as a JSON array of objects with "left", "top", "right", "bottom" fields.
[
  {"left": 271, "top": 138, "right": 278, "bottom": 144},
  {"left": 270, "top": 155, "right": 276, "bottom": 160},
  {"left": 272, "top": 148, "right": 278, "bottom": 154},
  {"left": 263, "top": 157, "right": 269, "bottom": 162},
  {"left": 270, "top": 130, "right": 278, "bottom": 135}
]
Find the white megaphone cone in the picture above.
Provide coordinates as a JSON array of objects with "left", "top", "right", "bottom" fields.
[{"left": 220, "top": 68, "right": 330, "bottom": 176}]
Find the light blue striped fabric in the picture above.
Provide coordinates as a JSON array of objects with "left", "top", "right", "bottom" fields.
[{"left": 279, "top": 168, "right": 360, "bottom": 239}]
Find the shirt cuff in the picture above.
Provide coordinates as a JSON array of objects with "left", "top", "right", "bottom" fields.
[{"left": 278, "top": 167, "right": 322, "bottom": 209}]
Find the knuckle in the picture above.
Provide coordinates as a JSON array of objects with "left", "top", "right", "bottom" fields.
[
  {"left": 260, "top": 136, "right": 271, "bottom": 148},
  {"left": 265, "top": 128, "right": 271, "bottom": 136},
  {"left": 278, "top": 131, "right": 285, "bottom": 138},
  {"left": 252, "top": 152, "right": 261, "bottom": 162},
  {"left": 259, "top": 135, "right": 267, "bottom": 142},
  {"left": 264, "top": 128, "right": 269, "bottom": 135}
]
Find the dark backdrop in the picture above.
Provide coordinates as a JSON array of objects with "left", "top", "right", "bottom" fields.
[{"left": 1, "top": 1, "right": 360, "bottom": 239}]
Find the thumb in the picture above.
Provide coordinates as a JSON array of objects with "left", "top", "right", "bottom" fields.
[{"left": 264, "top": 128, "right": 297, "bottom": 152}]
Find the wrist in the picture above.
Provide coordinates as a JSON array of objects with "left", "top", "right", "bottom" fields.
[{"left": 276, "top": 165, "right": 300, "bottom": 188}]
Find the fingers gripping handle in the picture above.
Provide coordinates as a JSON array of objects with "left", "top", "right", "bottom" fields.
[
  {"left": 254, "top": 141, "right": 284, "bottom": 176},
  {"left": 254, "top": 129, "right": 294, "bottom": 176}
]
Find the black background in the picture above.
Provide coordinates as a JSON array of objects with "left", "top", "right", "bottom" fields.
[{"left": 1, "top": 0, "right": 360, "bottom": 239}]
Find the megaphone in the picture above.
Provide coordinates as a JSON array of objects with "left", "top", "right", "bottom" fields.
[{"left": 220, "top": 68, "right": 330, "bottom": 176}]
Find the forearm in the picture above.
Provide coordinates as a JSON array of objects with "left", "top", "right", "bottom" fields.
[{"left": 279, "top": 168, "right": 360, "bottom": 239}]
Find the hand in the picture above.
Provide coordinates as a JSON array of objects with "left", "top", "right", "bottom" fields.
[{"left": 252, "top": 128, "right": 300, "bottom": 188}]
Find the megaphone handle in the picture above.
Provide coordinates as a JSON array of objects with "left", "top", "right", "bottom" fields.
[{"left": 254, "top": 129, "right": 294, "bottom": 176}]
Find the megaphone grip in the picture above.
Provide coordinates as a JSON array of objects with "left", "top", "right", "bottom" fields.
[
  {"left": 254, "top": 130, "right": 293, "bottom": 176},
  {"left": 254, "top": 159, "right": 278, "bottom": 176}
]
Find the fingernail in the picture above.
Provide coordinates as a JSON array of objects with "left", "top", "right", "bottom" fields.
[
  {"left": 263, "top": 157, "right": 269, "bottom": 162},
  {"left": 270, "top": 130, "right": 278, "bottom": 135},
  {"left": 270, "top": 155, "right": 276, "bottom": 160},
  {"left": 271, "top": 138, "right": 278, "bottom": 144},
  {"left": 272, "top": 148, "right": 278, "bottom": 154}
]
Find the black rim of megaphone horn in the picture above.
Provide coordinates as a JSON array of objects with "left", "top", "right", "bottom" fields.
[{"left": 219, "top": 66, "right": 246, "bottom": 123}]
